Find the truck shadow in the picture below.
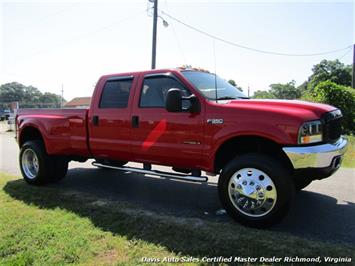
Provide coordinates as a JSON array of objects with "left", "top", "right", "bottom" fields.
[
  {"left": 274, "top": 191, "right": 355, "bottom": 245},
  {"left": 3, "top": 167, "right": 355, "bottom": 249},
  {"left": 61, "top": 167, "right": 222, "bottom": 218}
]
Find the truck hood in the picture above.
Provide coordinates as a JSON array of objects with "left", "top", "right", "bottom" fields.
[
  {"left": 227, "top": 99, "right": 336, "bottom": 120},
  {"left": 212, "top": 99, "right": 338, "bottom": 144}
]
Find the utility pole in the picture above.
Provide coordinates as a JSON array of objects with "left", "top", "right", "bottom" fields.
[
  {"left": 61, "top": 84, "right": 64, "bottom": 108},
  {"left": 352, "top": 44, "right": 355, "bottom": 88},
  {"left": 151, "top": 0, "right": 158, "bottom": 69}
]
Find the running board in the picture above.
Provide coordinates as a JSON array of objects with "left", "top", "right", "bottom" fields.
[{"left": 92, "top": 162, "right": 208, "bottom": 182}]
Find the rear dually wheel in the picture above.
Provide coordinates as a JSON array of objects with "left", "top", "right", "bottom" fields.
[{"left": 19, "top": 140, "right": 68, "bottom": 185}]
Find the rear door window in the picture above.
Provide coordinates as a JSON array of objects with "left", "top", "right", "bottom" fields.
[{"left": 99, "top": 78, "right": 133, "bottom": 108}]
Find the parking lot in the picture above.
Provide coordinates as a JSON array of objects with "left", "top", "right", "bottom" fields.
[{"left": 1, "top": 125, "right": 354, "bottom": 245}]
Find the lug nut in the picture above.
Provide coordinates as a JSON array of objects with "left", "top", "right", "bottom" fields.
[{"left": 242, "top": 181, "right": 247, "bottom": 186}]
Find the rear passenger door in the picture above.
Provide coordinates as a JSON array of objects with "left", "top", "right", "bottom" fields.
[{"left": 88, "top": 75, "right": 135, "bottom": 161}]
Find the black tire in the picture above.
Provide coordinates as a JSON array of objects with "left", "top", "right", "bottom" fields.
[
  {"left": 19, "top": 140, "right": 53, "bottom": 185},
  {"left": 49, "top": 157, "right": 68, "bottom": 183},
  {"left": 293, "top": 177, "right": 312, "bottom": 191},
  {"left": 218, "top": 153, "right": 295, "bottom": 228}
]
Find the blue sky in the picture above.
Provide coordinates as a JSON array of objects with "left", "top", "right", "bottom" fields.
[{"left": 0, "top": 0, "right": 353, "bottom": 100}]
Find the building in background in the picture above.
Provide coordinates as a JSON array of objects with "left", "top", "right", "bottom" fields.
[{"left": 64, "top": 97, "right": 91, "bottom": 108}]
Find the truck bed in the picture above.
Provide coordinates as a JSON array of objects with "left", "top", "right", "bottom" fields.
[{"left": 17, "top": 108, "right": 90, "bottom": 157}]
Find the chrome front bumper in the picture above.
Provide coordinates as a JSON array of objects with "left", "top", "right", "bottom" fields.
[{"left": 282, "top": 137, "right": 348, "bottom": 169}]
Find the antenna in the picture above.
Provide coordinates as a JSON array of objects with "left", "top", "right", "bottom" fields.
[
  {"left": 61, "top": 84, "right": 64, "bottom": 108},
  {"left": 213, "top": 40, "right": 218, "bottom": 103}
]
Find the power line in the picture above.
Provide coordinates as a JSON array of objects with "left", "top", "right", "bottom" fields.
[
  {"left": 338, "top": 48, "right": 352, "bottom": 61},
  {"left": 5, "top": 8, "right": 148, "bottom": 80},
  {"left": 163, "top": 0, "right": 187, "bottom": 64},
  {"left": 11, "top": 1, "right": 81, "bottom": 35},
  {"left": 160, "top": 10, "right": 352, "bottom": 57},
  {"left": 12, "top": 9, "right": 148, "bottom": 62}
]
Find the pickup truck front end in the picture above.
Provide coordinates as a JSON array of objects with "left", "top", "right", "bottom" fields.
[
  {"left": 283, "top": 109, "right": 347, "bottom": 186},
  {"left": 284, "top": 137, "right": 347, "bottom": 177}
]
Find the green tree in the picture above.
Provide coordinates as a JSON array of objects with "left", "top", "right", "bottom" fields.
[
  {"left": 0, "top": 82, "right": 64, "bottom": 108},
  {"left": 269, "top": 80, "right": 303, "bottom": 99},
  {"left": 228, "top": 79, "right": 243, "bottom": 92},
  {"left": 21, "top": 86, "right": 43, "bottom": 107},
  {"left": 228, "top": 79, "right": 236, "bottom": 86},
  {"left": 253, "top": 90, "right": 276, "bottom": 99},
  {"left": 307, "top": 59, "right": 352, "bottom": 89},
  {"left": 0, "top": 82, "right": 26, "bottom": 104},
  {"left": 303, "top": 80, "right": 354, "bottom": 133},
  {"left": 297, "top": 81, "right": 308, "bottom": 93},
  {"left": 39, "top": 92, "right": 62, "bottom": 108}
]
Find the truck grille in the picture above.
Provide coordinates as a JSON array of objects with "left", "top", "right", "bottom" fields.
[{"left": 322, "top": 110, "right": 342, "bottom": 142}]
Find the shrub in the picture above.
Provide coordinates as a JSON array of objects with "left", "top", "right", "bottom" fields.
[{"left": 302, "top": 81, "right": 355, "bottom": 134}]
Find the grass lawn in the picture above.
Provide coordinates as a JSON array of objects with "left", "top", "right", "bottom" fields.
[
  {"left": 0, "top": 172, "right": 354, "bottom": 265},
  {"left": 343, "top": 135, "right": 355, "bottom": 168}
]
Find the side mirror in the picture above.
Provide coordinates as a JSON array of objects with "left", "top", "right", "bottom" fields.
[{"left": 165, "top": 88, "right": 182, "bottom": 112}]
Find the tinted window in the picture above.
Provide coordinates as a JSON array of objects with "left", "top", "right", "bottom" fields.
[
  {"left": 140, "top": 76, "right": 191, "bottom": 108},
  {"left": 99, "top": 78, "right": 132, "bottom": 108},
  {"left": 182, "top": 71, "right": 247, "bottom": 100}
]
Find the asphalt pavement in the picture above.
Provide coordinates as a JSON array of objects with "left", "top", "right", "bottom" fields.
[{"left": 1, "top": 127, "right": 354, "bottom": 245}]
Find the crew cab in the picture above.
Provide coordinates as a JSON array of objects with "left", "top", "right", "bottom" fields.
[{"left": 16, "top": 68, "right": 348, "bottom": 228}]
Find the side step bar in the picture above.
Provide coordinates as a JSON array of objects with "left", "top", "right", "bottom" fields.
[{"left": 92, "top": 162, "right": 208, "bottom": 182}]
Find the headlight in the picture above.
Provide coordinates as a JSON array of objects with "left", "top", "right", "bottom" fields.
[{"left": 298, "top": 120, "right": 322, "bottom": 144}]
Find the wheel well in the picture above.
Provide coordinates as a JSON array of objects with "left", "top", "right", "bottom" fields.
[
  {"left": 214, "top": 136, "right": 293, "bottom": 173},
  {"left": 19, "top": 127, "right": 44, "bottom": 147}
]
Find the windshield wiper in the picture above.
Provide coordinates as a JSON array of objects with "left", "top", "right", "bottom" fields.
[{"left": 216, "top": 96, "right": 237, "bottom": 100}]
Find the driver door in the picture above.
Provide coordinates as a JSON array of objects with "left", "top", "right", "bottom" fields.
[{"left": 131, "top": 73, "right": 204, "bottom": 168}]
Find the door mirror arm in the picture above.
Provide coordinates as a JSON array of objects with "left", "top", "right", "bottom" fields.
[
  {"left": 182, "top": 94, "right": 200, "bottom": 113},
  {"left": 165, "top": 89, "right": 201, "bottom": 113}
]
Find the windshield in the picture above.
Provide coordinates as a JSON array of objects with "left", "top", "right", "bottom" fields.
[{"left": 182, "top": 71, "right": 248, "bottom": 100}]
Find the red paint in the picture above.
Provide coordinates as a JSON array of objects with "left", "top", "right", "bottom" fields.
[
  {"left": 17, "top": 68, "right": 337, "bottom": 173},
  {"left": 142, "top": 119, "right": 167, "bottom": 151}
]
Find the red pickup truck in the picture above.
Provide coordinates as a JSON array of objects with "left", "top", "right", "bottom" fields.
[{"left": 16, "top": 68, "right": 348, "bottom": 228}]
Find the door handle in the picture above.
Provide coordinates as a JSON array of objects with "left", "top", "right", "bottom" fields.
[
  {"left": 92, "top": 115, "right": 99, "bottom": 126},
  {"left": 132, "top": 115, "right": 139, "bottom": 128}
]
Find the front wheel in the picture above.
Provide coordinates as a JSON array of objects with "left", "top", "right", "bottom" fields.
[{"left": 218, "top": 153, "right": 294, "bottom": 228}]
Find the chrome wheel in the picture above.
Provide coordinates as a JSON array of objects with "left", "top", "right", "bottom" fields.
[
  {"left": 228, "top": 168, "right": 277, "bottom": 217},
  {"left": 21, "top": 148, "right": 39, "bottom": 179}
]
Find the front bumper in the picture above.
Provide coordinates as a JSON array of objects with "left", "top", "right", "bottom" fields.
[{"left": 283, "top": 137, "right": 348, "bottom": 170}]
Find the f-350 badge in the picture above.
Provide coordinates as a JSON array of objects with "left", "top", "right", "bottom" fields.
[{"left": 207, "top": 119, "right": 224, "bottom": 124}]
